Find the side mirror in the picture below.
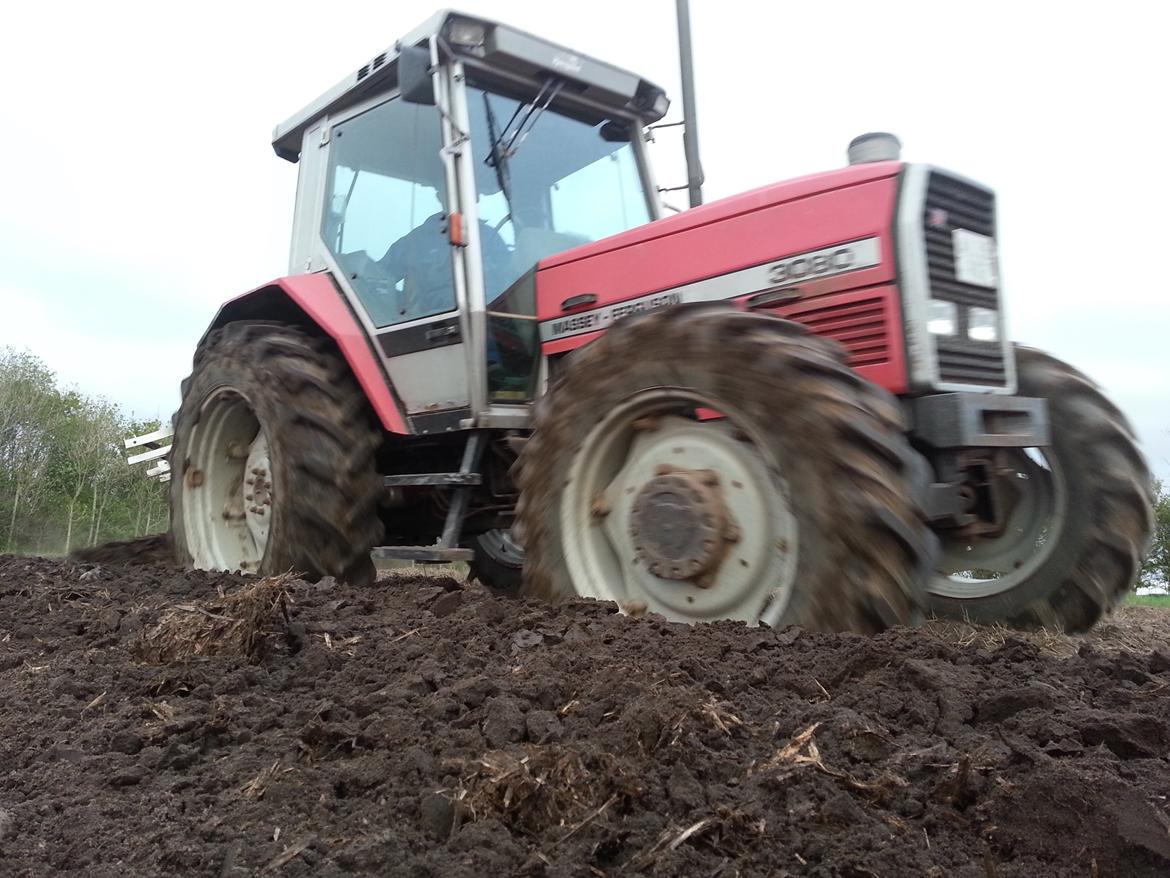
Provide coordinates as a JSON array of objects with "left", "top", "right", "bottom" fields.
[
  {"left": 399, "top": 45, "right": 435, "bottom": 106},
  {"left": 600, "top": 120, "right": 632, "bottom": 143}
]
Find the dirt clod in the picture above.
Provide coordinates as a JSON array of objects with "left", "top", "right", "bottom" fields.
[{"left": 1, "top": 553, "right": 1169, "bottom": 876}]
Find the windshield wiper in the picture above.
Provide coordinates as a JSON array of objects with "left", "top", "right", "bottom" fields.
[
  {"left": 485, "top": 78, "right": 566, "bottom": 171},
  {"left": 482, "top": 91, "right": 513, "bottom": 215}
]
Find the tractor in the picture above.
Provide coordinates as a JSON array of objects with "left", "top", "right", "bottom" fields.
[{"left": 168, "top": 9, "right": 1153, "bottom": 633}]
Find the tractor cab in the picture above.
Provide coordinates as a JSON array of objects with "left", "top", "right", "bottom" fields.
[{"left": 272, "top": 11, "right": 667, "bottom": 432}]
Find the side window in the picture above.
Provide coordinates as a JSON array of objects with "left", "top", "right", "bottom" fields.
[{"left": 321, "top": 98, "right": 454, "bottom": 328}]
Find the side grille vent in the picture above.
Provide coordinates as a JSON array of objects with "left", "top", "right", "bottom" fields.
[{"left": 784, "top": 295, "right": 889, "bottom": 368}]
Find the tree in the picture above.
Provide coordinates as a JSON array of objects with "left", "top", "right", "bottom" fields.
[
  {"left": 1140, "top": 479, "right": 1170, "bottom": 590},
  {"left": 0, "top": 347, "right": 168, "bottom": 556},
  {"left": 0, "top": 350, "right": 65, "bottom": 551}
]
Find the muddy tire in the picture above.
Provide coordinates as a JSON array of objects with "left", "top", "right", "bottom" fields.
[
  {"left": 516, "top": 304, "right": 934, "bottom": 632},
  {"left": 467, "top": 530, "right": 524, "bottom": 592},
  {"left": 170, "top": 322, "right": 383, "bottom": 585},
  {"left": 927, "top": 346, "right": 1154, "bottom": 632}
]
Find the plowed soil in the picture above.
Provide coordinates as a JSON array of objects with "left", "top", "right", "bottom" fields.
[{"left": 2, "top": 552, "right": 1169, "bottom": 877}]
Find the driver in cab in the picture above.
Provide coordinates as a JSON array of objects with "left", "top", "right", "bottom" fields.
[{"left": 377, "top": 211, "right": 514, "bottom": 322}]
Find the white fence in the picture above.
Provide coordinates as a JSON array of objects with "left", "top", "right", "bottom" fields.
[{"left": 125, "top": 426, "right": 173, "bottom": 482}]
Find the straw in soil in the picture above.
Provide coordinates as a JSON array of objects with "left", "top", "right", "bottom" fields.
[{"left": 135, "top": 575, "right": 295, "bottom": 663}]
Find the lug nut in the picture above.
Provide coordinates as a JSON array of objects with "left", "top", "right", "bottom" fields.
[{"left": 590, "top": 492, "right": 610, "bottom": 519}]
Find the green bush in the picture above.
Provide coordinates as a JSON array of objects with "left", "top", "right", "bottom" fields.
[{"left": 0, "top": 347, "right": 167, "bottom": 555}]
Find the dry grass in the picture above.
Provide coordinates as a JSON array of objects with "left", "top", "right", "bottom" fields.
[
  {"left": 920, "top": 617, "right": 1080, "bottom": 657},
  {"left": 450, "top": 746, "right": 641, "bottom": 837},
  {"left": 752, "top": 723, "right": 907, "bottom": 800},
  {"left": 921, "top": 605, "right": 1170, "bottom": 658},
  {"left": 135, "top": 575, "right": 294, "bottom": 663}
]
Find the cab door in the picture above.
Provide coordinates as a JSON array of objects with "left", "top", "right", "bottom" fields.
[{"left": 314, "top": 93, "right": 470, "bottom": 434}]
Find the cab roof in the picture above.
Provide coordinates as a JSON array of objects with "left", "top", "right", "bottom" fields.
[{"left": 271, "top": 9, "right": 669, "bottom": 162}]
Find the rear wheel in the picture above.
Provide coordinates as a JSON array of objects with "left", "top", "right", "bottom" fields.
[
  {"left": 516, "top": 305, "right": 934, "bottom": 632},
  {"left": 170, "top": 322, "right": 383, "bottom": 585},
  {"left": 927, "top": 346, "right": 1154, "bottom": 631}
]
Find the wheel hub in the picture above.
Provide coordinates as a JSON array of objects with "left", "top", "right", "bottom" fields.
[
  {"left": 629, "top": 469, "right": 725, "bottom": 580},
  {"left": 932, "top": 447, "right": 1064, "bottom": 600}
]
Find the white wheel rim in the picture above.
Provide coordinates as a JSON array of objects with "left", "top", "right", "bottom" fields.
[
  {"left": 931, "top": 447, "right": 1066, "bottom": 600},
  {"left": 560, "top": 389, "right": 798, "bottom": 626},
  {"left": 182, "top": 387, "right": 273, "bottom": 573}
]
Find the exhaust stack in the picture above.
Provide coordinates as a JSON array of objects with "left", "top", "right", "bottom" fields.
[
  {"left": 676, "top": 0, "right": 704, "bottom": 207},
  {"left": 848, "top": 132, "right": 902, "bottom": 165}
]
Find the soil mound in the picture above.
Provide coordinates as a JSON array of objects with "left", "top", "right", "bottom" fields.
[
  {"left": 1, "top": 554, "right": 1168, "bottom": 877},
  {"left": 68, "top": 532, "right": 174, "bottom": 567}
]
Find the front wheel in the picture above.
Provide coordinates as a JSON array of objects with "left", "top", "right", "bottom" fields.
[
  {"left": 516, "top": 305, "right": 934, "bottom": 633},
  {"left": 927, "top": 346, "right": 1154, "bottom": 631}
]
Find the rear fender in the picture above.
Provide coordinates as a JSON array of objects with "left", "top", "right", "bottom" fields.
[{"left": 205, "top": 274, "right": 409, "bottom": 434}]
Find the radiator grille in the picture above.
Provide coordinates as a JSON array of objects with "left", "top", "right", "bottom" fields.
[
  {"left": 935, "top": 337, "right": 1008, "bottom": 387},
  {"left": 924, "top": 172, "right": 1007, "bottom": 386},
  {"left": 785, "top": 295, "right": 888, "bottom": 368}
]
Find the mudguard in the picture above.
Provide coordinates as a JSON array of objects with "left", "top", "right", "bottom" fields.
[{"left": 205, "top": 274, "right": 409, "bottom": 434}]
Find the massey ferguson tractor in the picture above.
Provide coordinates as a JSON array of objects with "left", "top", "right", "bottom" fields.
[{"left": 166, "top": 9, "right": 1153, "bottom": 633}]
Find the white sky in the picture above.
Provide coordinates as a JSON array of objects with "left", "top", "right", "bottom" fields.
[{"left": 1, "top": 0, "right": 1167, "bottom": 475}]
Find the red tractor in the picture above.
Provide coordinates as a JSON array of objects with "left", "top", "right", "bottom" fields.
[{"left": 169, "top": 10, "right": 1153, "bottom": 633}]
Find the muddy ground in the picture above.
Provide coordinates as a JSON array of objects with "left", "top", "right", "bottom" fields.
[{"left": 1, "top": 553, "right": 1169, "bottom": 877}]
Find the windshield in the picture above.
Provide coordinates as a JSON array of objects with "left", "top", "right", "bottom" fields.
[
  {"left": 466, "top": 84, "right": 652, "bottom": 303},
  {"left": 467, "top": 84, "right": 652, "bottom": 403}
]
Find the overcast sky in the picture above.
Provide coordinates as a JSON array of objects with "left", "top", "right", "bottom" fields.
[{"left": 1, "top": 0, "right": 1166, "bottom": 476}]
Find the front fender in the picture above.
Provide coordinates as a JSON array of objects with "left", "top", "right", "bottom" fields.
[{"left": 205, "top": 273, "right": 409, "bottom": 434}]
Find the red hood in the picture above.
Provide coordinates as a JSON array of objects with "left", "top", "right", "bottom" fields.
[{"left": 538, "top": 161, "right": 903, "bottom": 271}]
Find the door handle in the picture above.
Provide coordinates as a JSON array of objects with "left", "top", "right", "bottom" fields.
[
  {"left": 561, "top": 293, "right": 598, "bottom": 312},
  {"left": 746, "top": 287, "right": 803, "bottom": 309},
  {"left": 425, "top": 325, "right": 459, "bottom": 341}
]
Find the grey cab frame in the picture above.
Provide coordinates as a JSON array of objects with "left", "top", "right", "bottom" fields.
[{"left": 287, "top": 35, "right": 663, "bottom": 435}]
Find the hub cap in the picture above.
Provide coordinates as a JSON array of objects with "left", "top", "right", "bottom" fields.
[
  {"left": 562, "top": 389, "right": 798, "bottom": 625},
  {"left": 182, "top": 388, "right": 273, "bottom": 574},
  {"left": 630, "top": 470, "right": 726, "bottom": 581}
]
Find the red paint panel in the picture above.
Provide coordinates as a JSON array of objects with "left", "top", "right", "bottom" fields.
[
  {"left": 538, "top": 161, "right": 902, "bottom": 271},
  {"left": 213, "top": 275, "right": 409, "bottom": 434},
  {"left": 536, "top": 175, "right": 900, "bottom": 325},
  {"left": 545, "top": 287, "right": 908, "bottom": 393},
  {"left": 536, "top": 167, "right": 909, "bottom": 394}
]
